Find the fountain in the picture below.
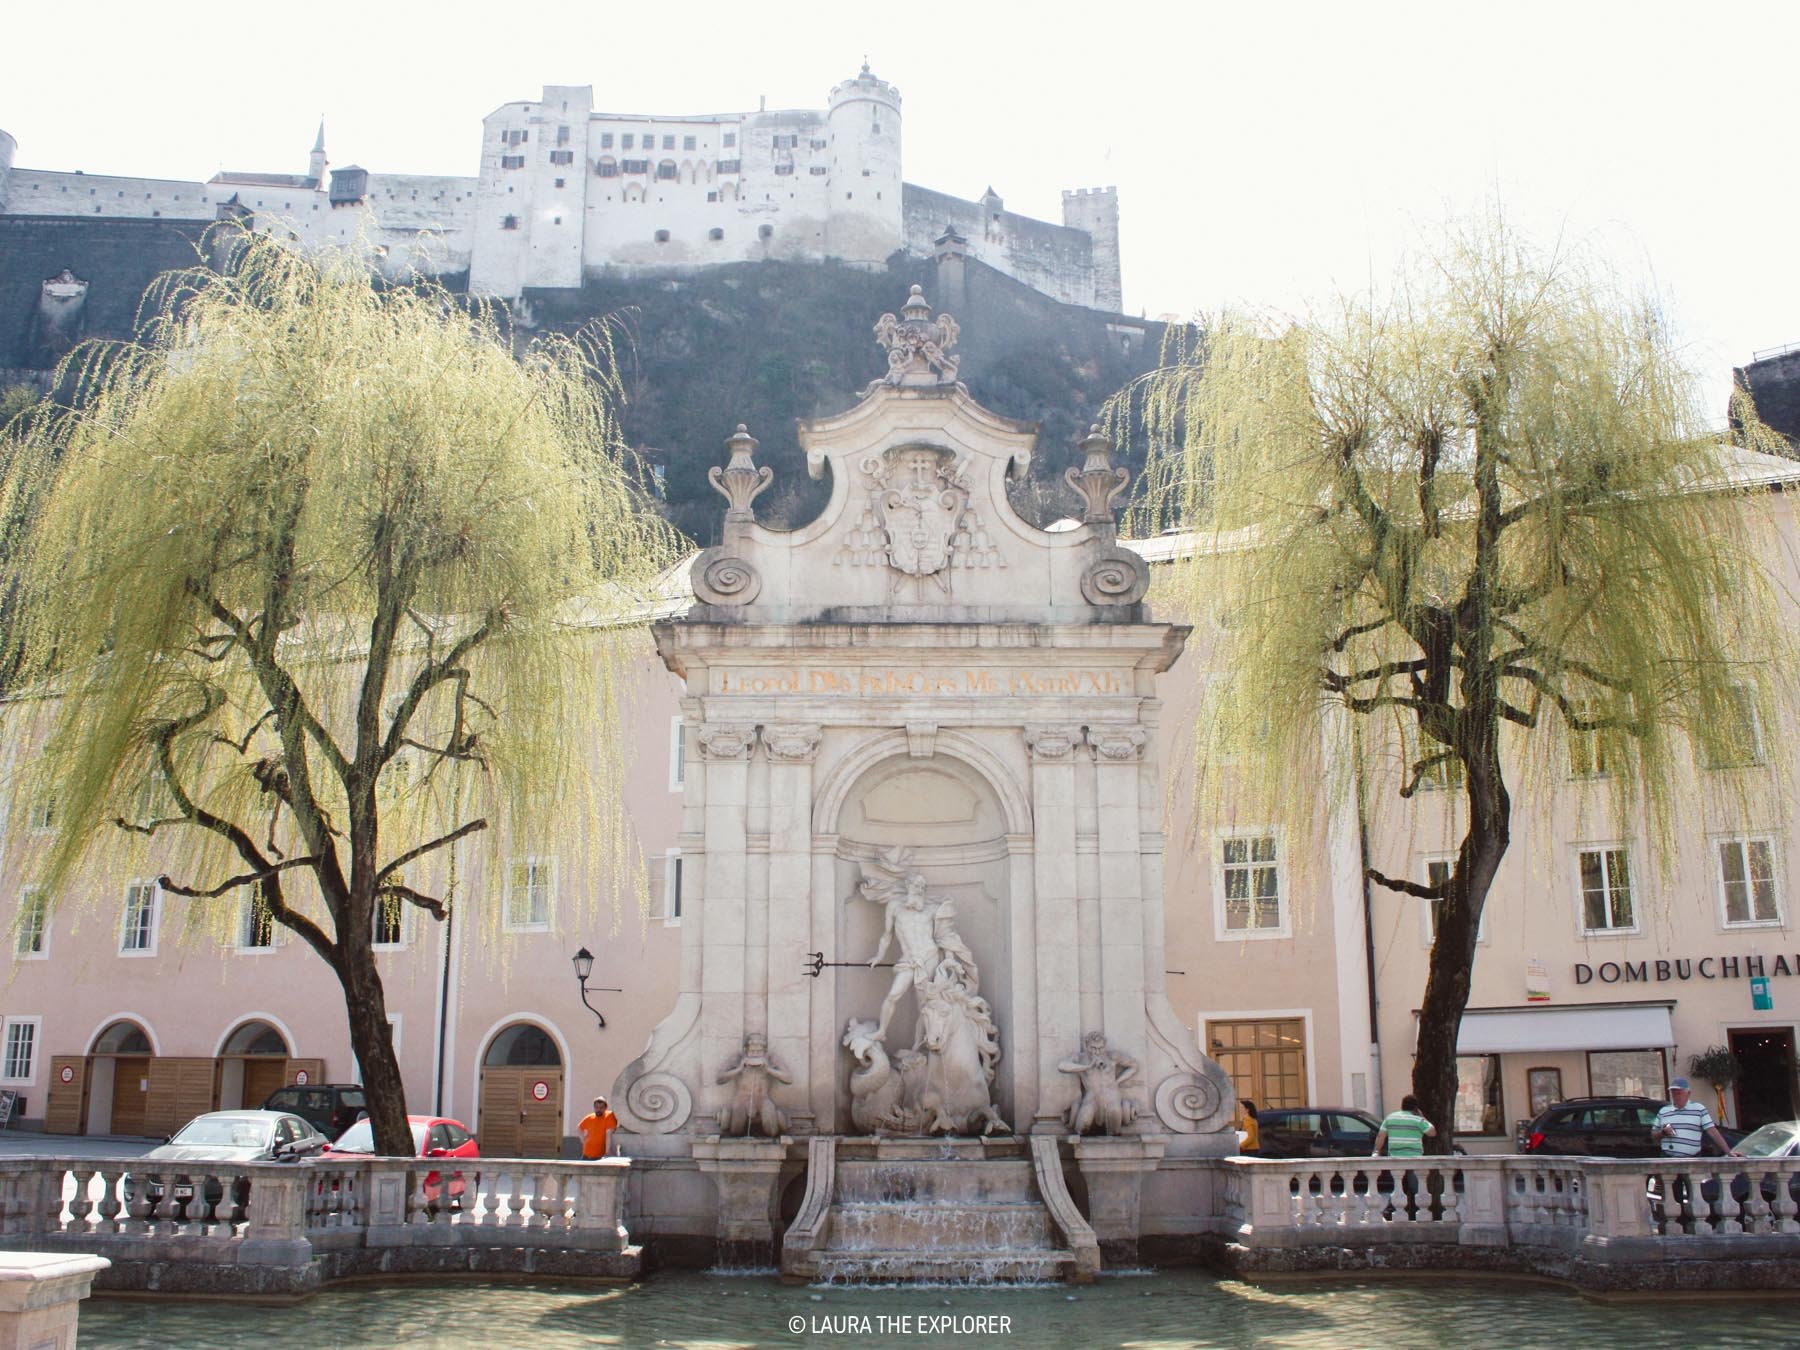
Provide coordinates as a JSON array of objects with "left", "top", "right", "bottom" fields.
[{"left": 612, "top": 286, "right": 1238, "bottom": 1281}]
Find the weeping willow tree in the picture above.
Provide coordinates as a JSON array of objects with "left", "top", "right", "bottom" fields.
[
  {"left": 0, "top": 233, "right": 679, "bottom": 1156},
  {"left": 1113, "top": 218, "right": 1794, "bottom": 1146}
]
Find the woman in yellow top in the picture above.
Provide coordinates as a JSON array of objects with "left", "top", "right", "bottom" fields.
[{"left": 1239, "top": 1100, "right": 1260, "bottom": 1154}]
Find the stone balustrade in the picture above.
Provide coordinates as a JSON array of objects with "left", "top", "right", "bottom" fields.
[
  {"left": 0, "top": 1155, "right": 640, "bottom": 1294},
  {"left": 1219, "top": 1155, "right": 1800, "bottom": 1288}
]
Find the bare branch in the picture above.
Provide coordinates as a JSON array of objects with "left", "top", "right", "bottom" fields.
[
  {"left": 1365, "top": 866, "right": 1447, "bottom": 900},
  {"left": 376, "top": 883, "right": 448, "bottom": 921},
  {"left": 374, "top": 818, "right": 488, "bottom": 888},
  {"left": 157, "top": 856, "right": 320, "bottom": 900}
]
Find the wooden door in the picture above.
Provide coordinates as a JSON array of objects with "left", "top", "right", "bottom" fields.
[
  {"left": 282, "top": 1057, "right": 325, "bottom": 1090},
  {"left": 109, "top": 1057, "right": 151, "bottom": 1136},
  {"left": 1207, "top": 1018, "right": 1308, "bottom": 1109},
  {"left": 519, "top": 1070, "right": 564, "bottom": 1157},
  {"left": 45, "top": 1056, "right": 88, "bottom": 1135},
  {"left": 241, "top": 1058, "right": 289, "bottom": 1112},
  {"left": 144, "top": 1057, "right": 217, "bottom": 1137},
  {"left": 479, "top": 1067, "right": 523, "bottom": 1156}
]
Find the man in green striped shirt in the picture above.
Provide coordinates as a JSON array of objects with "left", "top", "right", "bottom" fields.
[{"left": 1374, "top": 1095, "right": 1437, "bottom": 1156}]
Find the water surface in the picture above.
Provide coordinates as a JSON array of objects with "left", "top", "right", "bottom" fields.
[{"left": 81, "top": 1268, "right": 1800, "bottom": 1349}]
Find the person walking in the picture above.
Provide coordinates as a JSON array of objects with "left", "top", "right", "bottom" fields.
[
  {"left": 1653, "top": 1078, "right": 1739, "bottom": 1158},
  {"left": 1373, "top": 1095, "right": 1436, "bottom": 1157},
  {"left": 1238, "top": 1099, "right": 1260, "bottom": 1155},
  {"left": 578, "top": 1095, "right": 619, "bottom": 1160}
]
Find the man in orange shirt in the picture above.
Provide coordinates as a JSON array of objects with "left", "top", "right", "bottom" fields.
[{"left": 578, "top": 1096, "right": 619, "bottom": 1159}]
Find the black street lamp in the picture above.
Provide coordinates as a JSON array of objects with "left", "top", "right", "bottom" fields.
[{"left": 571, "top": 946, "right": 621, "bottom": 1030}]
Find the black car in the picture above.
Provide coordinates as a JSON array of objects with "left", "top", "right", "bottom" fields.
[
  {"left": 1518, "top": 1096, "right": 1741, "bottom": 1157},
  {"left": 1251, "top": 1107, "right": 1382, "bottom": 1158},
  {"left": 261, "top": 1083, "right": 369, "bottom": 1139}
]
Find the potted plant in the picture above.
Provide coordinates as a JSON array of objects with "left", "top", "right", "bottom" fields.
[{"left": 1687, "top": 1046, "right": 1741, "bottom": 1123}]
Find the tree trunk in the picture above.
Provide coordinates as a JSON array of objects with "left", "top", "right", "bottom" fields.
[{"left": 336, "top": 936, "right": 411, "bottom": 1157}]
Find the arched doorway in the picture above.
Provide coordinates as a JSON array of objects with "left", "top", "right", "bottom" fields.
[
  {"left": 217, "top": 1019, "right": 292, "bottom": 1112},
  {"left": 478, "top": 1022, "right": 564, "bottom": 1157},
  {"left": 87, "top": 1019, "right": 156, "bottom": 1137}
]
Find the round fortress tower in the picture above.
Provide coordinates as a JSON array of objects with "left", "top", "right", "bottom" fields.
[{"left": 825, "top": 63, "right": 903, "bottom": 266}]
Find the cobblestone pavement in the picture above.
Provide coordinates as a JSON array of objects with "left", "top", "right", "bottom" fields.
[{"left": 0, "top": 1131, "right": 159, "bottom": 1159}]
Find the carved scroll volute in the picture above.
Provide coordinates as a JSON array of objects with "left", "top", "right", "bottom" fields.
[
  {"left": 1064, "top": 424, "right": 1130, "bottom": 529},
  {"left": 708, "top": 424, "right": 773, "bottom": 535}
]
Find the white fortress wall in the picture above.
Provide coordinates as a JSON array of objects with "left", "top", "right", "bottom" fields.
[
  {"left": 5, "top": 168, "right": 214, "bottom": 220},
  {"left": 902, "top": 184, "right": 1098, "bottom": 308}
]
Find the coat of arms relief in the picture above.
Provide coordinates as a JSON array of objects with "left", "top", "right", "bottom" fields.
[{"left": 835, "top": 444, "right": 1004, "bottom": 598}]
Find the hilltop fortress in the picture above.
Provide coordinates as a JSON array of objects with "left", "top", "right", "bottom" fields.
[{"left": 0, "top": 66, "right": 1122, "bottom": 311}]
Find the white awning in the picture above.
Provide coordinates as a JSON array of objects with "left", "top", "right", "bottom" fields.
[{"left": 1447, "top": 1002, "right": 1676, "bottom": 1054}]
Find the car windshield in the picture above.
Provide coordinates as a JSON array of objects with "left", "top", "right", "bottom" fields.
[
  {"left": 1736, "top": 1121, "right": 1800, "bottom": 1158},
  {"left": 172, "top": 1117, "right": 271, "bottom": 1148},
  {"left": 332, "top": 1121, "right": 427, "bottom": 1154}
]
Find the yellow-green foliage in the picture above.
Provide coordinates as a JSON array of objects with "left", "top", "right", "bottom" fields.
[
  {"left": 1111, "top": 215, "right": 1794, "bottom": 885},
  {"left": 0, "top": 232, "right": 682, "bottom": 953}
]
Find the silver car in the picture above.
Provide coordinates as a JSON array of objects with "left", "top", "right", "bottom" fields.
[{"left": 129, "top": 1110, "right": 328, "bottom": 1219}]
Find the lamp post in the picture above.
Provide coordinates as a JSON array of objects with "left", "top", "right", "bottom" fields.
[{"left": 571, "top": 946, "right": 621, "bottom": 1030}]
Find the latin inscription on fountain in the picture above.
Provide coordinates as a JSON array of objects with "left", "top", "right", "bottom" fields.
[{"left": 714, "top": 667, "right": 1127, "bottom": 696}]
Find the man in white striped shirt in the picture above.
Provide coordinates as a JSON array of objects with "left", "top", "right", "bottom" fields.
[{"left": 1652, "top": 1078, "right": 1740, "bottom": 1157}]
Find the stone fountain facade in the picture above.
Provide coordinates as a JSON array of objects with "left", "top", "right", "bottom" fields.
[{"left": 613, "top": 287, "right": 1237, "bottom": 1278}]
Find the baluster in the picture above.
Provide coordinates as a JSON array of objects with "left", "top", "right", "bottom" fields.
[
  {"left": 533, "top": 1171, "right": 557, "bottom": 1230},
  {"left": 1773, "top": 1169, "right": 1800, "bottom": 1234},
  {"left": 95, "top": 1168, "right": 123, "bottom": 1234},
  {"left": 1438, "top": 1167, "right": 1461, "bottom": 1227},
  {"left": 506, "top": 1170, "right": 529, "bottom": 1229},
  {"left": 1354, "top": 1166, "right": 1383, "bottom": 1227},
  {"left": 66, "top": 1167, "right": 94, "bottom": 1231},
  {"left": 1739, "top": 1171, "right": 1770, "bottom": 1235},
  {"left": 1714, "top": 1165, "right": 1741, "bottom": 1235},
  {"left": 406, "top": 1167, "right": 430, "bottom": 1226}
]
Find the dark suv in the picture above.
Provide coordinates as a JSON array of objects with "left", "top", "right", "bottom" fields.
[
  {"left": 1251, "top": 1107, "right": 1382, "bottom": 1158},
  {"left": 1518, "top": 1096, "right": 1739, "bottom": 1157},
  {"left": 261, "top": 1084, "right": 369, "bottom": 1140}
]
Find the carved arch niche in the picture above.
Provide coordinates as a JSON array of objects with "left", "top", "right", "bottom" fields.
[{"left": 829, "top": 750, "right": 1016, "bottom": 1128}]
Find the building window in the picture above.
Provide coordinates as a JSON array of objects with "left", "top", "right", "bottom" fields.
[
  {"left": 682, "top": 135, "right": 696, "bottom": 150},
  {"left": 556, "top": 125, "right": 570, "bottom": 145},
  {"left": 1454, "top": 1054, "right": 1504, "bottom": 1136},
  {"left": 664, "top": 850, "right": 683, "bottom": 925},
  {"left": 621, "top": 134, "right": 634, "bottom": 149},
  {"left": 120, "top": 880, "right": 160, "bottom": 955},
  {"left": 809, "top": 166, "right": 828, "bottom": 176},
  {"left": 1423, "top": 858, "right": 1488, "bottom": 944},
  {"left": 15, "top": 887, "right": 48, "bottom": 960},
  {"left": 1717, "top": 835, "right": 1781, "bottom": 926},
  {"left": 810, "top": 138, "right": 827, "bottom": 150},
  {"left": 1219, "top": 833, "right": 1282, "bottom": 935},
  {"left": 1567, "top": 702, "right": 1612, "bottom": 778},
  {"left": 1577, "top": 846, "right": 1635, "bottom": 933},
  {"left": 503, "top": 129, "right": 528, "bottom": 146},
  {"left": 238, "top": 893, "right": 274, "bottom": 950},
  {"left": 654, "top": 229, "right": 670, "bottom": 243},
  {"left": 1588, "top": 1048, "right": 1667, "bottom": 1098},
  {"left": 506, "top": 858, "right": 553, "bottom": 931},
  {"left": 708, "top": 226, "right": 724, "bottom": 241},
  {"left": 373, "top": 895, "right": 405, "bottom": 948},
  {"left": 669, "top": 716, "right": 687, "bottom": 791},
  {"left": 662, "top": 135, "right": 675, "bottom": 150},
  {"left": 549, "top": 150, "right": 574, "bottom": 165},
  {"left": 501, "top": 215, "right": 519, "bottom": 230},
  {"left": 596, "top": 158, "right": 618, "bottom": 178},
  {"left": 553, "top": 178, "right": 565, "bottom": 189},
  {"left": 716, "top": 159, "right": 740, "bottom": 175},
  {"left": 723, "top": 132, "right": 737, "bottom": 148},
  {"left": 758, "top": 224, "right": 774, "bottom": 239},
  {"left": 601, "top": 132, "right": 614, "bottom": 149},
  {"left": 656, "top": 161, "right": 677, "bottom": 181},
  {"left": 1, "top": 1021, "right": 37, "bottom": 1083},
  {"left": 773, "top": 164, "right": 794, "bottom": 177},
  {"left": 500, "top": 155, "right": 525, "bottom": 170},
  {"left": 1705, "top": 684, "right": 1765, "bottom": 769},
  {"left": 622, "top": 159, "right": 649, "bottom": 175},
  {"left": 553, "top": 215, "right": 562, "bottom": 225}
]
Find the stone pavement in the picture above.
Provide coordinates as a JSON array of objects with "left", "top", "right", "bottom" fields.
[{"left": 0, "top": 1131, "right": 159, "bottom": 1159}]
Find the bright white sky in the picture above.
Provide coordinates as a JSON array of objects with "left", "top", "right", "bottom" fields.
[{"left": 8, "top": 0, "right": 1796, "bottom": 415}]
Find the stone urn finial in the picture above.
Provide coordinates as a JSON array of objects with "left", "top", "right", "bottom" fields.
[
  {"left": 1064, "top": 424, "right": 1130, "bottom": 528},
  {"left": 708, "top": 423, "right": 773, "bottom": 531}
]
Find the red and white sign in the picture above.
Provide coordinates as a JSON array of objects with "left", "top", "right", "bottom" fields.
[
  {"left": 530, "top": 1080, "right": 550, "bottom": 1102},
  {"left": 59, "top": 1065, "right": 74, "bottom": 1084},
  {"left": 293, "top": 1069, "right": 310, "bottom": 1086}
]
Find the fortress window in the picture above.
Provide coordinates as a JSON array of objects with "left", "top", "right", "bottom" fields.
[
  {"left": 505, "top": 129, "right": 528, "bottom": 146},
  {"left": 601, "top": 133, "right": 614, "bottom": 149},
  {"left": 662, "top": 135, "right": 675, "bottom": 150},
  {"left": 549, "top": 150, "right": 574, "bottom": 165},
  {"left": 622, "top": 134, "right": 634, "bottom": 149},
  {"left": 723, "top": 132, "right": 737, "bottom": 148},
  {"left": 810, "top": 166, "right": 827, "bottom": 176},
  {"left": 622, "top": 159, "right": 649, "bottom": 174},
  {"left": 553, "top": 215, "right": 562, "bottom": 224},
  {"left": 811, "top": 138, "right": 827, "bottom": 150},
  {"left": 774, "top": 163, "right": 794, "bottom": 176},
  {"left": 554, "top": 178, "right": 565, "bottom": 189},
  {"left": 556, "top": 125, "right": 570, "bottom": 145},
  {"left": 596, "top": 158, "right": 619, "bottom": 177},
  {"left": 716, "top": 159, "right": 740, "bottom": 175},
  {"left": 654, "top": 229, "right": 670, "bottom": 242},
  {"left": 709, "top": 227, "right": 724, "bottom": 240},
  {"left": 501, "top": 155, "right": 525, "bottom": 170},
  {"left": 758, "top": 224, "right": 773, "bottom": 239},
  {"left": 501, "top": 215, "right": 519, "bottom": 230},
  {"left": 656, "top": 161, "right": 677, "bottom": 180},
  {"left": 683, "top": 135, "right": 696, "bottom": 150}
]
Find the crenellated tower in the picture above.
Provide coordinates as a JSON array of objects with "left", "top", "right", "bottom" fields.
[
  {"left": 1062, "top": 187, "right": 1121, "bottom": 312},
  {"left": 825, "top": 63, "right": 903, "bottom": 266}
]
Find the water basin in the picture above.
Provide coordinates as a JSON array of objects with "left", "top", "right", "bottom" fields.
[{"left": 78, "top": 1268, "right": 1800, "bottom": 1348}]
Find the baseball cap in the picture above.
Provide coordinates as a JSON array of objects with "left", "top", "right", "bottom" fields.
[{"left": 1670, "top": 1077, "right": 1690, "bottom": 1091}]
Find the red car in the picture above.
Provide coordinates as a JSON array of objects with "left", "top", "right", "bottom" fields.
[{"left": 326, "top": 1115, "right": 480, "bottom": 1204}]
